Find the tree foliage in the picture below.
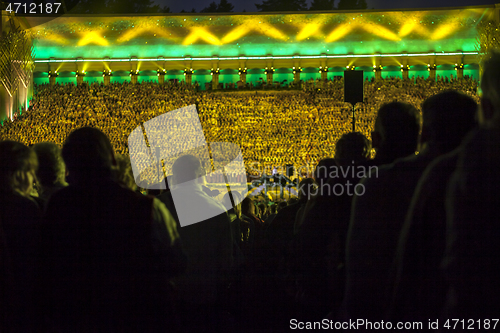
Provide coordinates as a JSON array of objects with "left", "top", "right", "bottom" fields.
[
  {"left": 201, "top": 0, "right": 234, "bottom": 13},
  {"left": 309, "top": 0, "right": 335, "bottom": 11}
]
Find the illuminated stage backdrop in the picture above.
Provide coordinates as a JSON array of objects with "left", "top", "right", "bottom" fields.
[{"left": 18, "top": 5, "right": 495, "bottom": 84}]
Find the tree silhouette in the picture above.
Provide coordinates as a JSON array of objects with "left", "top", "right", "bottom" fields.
[
  {"left": 309, "top": 0, "right": 335, "bottom": 10},
  {"left": 255, "top": 0, "right": 307, "bottom": 12},
  {"left": 200, "top": 1, "right": 218, "bottom": 12},
  {"left": 201, "top": 0, "right": 234, "bottom": 13},
  {"left": 217, "top": 0, "right": 234, "bottom": 12}
]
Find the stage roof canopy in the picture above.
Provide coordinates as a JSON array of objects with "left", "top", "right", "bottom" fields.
[{"left": 16, "top": 5, "right": 494, "bottom": 72}]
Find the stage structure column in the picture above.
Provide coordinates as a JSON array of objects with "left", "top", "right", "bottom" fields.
[
  {"left": 293, "top": 66, "right": 302, "bottom": 84},
  {"left": 49, "top": 71, "right": 58, "bottom": 85},
  {"left": 455, "top": 63, "right": 464, "bottom": 79},
  {"left": 184, "top": 68, "right": 193, "bottom": 85},
  {"left": 373, "top": 57, "right": 382, "bottom": 80},
  {"left": 103, "top": 70, "right": 112, "bottom": 85},
  {"left": 76, "top": 70, "right": 85, "bottom": 85},
  {"left": 319, "top": 66, "right": 328, "bottom": 81},
  {"left": 401, "top": 64, "right": 410, "bottom": 80},
  {"left": 157, "top": 69, "right": 166, "bottom": 84},
  {"left": 428, "top": 64, "right": 437, "bottom": 80},
  {"left": 211, "top": 67, "right": 220, "bottom": 90},
  {"left": 455, "top": 55, "right": 464, "bottom": 79},
  {"left": 238, "top": 67, "right": 247, "bottom": 84},
  {"left": 130, "top": 69, "right": 139, "bottom": 84},
  {"left": 75, "top": 57, "right": 84, "bottom": 85},
  {"left": 265, "top": 66, "right": 274, "bottom": 85},
  {"left": 373, "top": 65, "right": 382, "bottom": 80}
]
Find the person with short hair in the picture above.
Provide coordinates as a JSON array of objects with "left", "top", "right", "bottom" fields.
[
  {"left": 343, "top": 92, "right": 476, "bottom": 322},
  {"left": 158, "top": 154, "right": 233, "bottom": 332},
  {"left": 0, "top": 140, "right": 41, "bottom": 333},
  {"left": 39, "top": 127, "right": 185, "bottom": 332},
  {"left": 390, "top": 90, "right": 478, "bottom": 323},
  {"left": 32, "top": 141, "right": 67, "bottom": 205},
  {"left": 444, "top": 51, "right": 500, "bottom": 321},
  {"left": 370, "top": 102, "right": 420, "bottom": 166}
]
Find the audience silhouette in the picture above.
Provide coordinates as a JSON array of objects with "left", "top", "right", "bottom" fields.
[{"left": 1, "top": 73, "right": 495, "bottom": 332}]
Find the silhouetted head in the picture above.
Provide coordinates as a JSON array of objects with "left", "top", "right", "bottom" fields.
[
  {"left": 62, "top": 127, "right": 116, "bottom": 184},
  {"left": 372, "top": 102, "right": 420, "bottom": 163},
  {"left": 421, "top": 90, "right": 477, "bottom": 152},
  {"left": 0, "top": 140, "right": 38, "bottom": 196},
  {"left": 32, "top": 142, "right": 67, "bottom": 188},
  {"left": 297, "top": 177, "right": 316, "bottom": 203},
  {"left": 241, "top": 197, "right": 255, "bottom": 216},
  {"left": 335, "top": 132, "right": 371, "bottom": 167},
  {"left": 171, "top": 154, "right": 205, "bottom": 186}
]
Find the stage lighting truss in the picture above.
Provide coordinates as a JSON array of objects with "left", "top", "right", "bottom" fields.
[
  {"left": 103, "top": 69, "right": 112, "bottom": 77},
  {"left": 292, "top": 66, "right": 302, "bottom": 74},
  {"left": 400, "top": 64, "right": 410, "bottom": 72},
  {"left": 238, "top": 67, "right": 247, "bottom": 75},
  {"left": 184, "top": 68, "right": 193, "bottom": 76},
  {"left": 210, "top": 68, "right": 220, "bottom": 76},
  {"left": 319, "top": 66, "right": 328, "bottom": 73},
  {"left": 428, "top": 64, "right": 437, "bottom": 71},
  {"left": 75, "top": 70, "right": 86, "bottom": 77},
  {"left": 157, "top": 68, "right": 166, "bottom": 76},
  {"left": 347, "top": 65, "right": 356, "bottom": 70},
  {"left": 454, "top": 63, "right": 464, "bottom": 70},
  {"left": 129, "top": 69, "right": 139, "bottom": 76},
  {"left": 373, "top": 65, "right": 383, "bottom": 73},
  {"left": 48, "top": 70, "right": 59, "bottom": 77},
  {"left": 264, "top": 67, "right": 275, "bottom": 75}
]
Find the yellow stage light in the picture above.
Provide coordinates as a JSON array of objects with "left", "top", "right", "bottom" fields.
[
  {"left": 361, "top": 22, "right": 400, "bottom": 41},
  {"left": 77, "top": 31, "right": 109, "bottom": 46},
  {"left": 183, "top": 27, "right": 221, "bottom": 45},
  {"left": 44, "top": 33, "right": 70, "bottom": 45},
  {"left": 117, "top": 27, "right": 177, "bottom": 43},
  {"left": 297, "top": 23, "right": 321, "bottom": 41},
  {"left": 253, "top": 20, "right": 288, "bottom": 41},
  {"left": 221, "top": 25, "right": 251, "bottom": 44},
  {"left": 430, "top": 11, "right": 468, "bottom": 40},
  {"left": 325, "top": 24, "right": 353, "bottom": 43},
  {"left": 430, "top": 23, "right": 457, "bottom": 40}
]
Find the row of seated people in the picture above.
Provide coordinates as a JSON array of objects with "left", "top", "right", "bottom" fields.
[
  {"left": 0, "top": 75, "right": 478, "bottom": 175},
  {"left": 1, "top": 52, "right": 498, "bottom": 332}
]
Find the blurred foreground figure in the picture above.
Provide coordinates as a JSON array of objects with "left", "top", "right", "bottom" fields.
[
  {"left": 444, "top": 51, "right": 500, "bottom": 323},
  {"left": 0, "top": 141, "right": 40, "bottom": 333},
  {"left": 40, "top": 127, "right": 186, "bottom": 333},
  {"left": 158, "top": 154, "right": 233, "bottom": 332}
]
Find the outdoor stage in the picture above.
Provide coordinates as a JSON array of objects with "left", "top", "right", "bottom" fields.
[{"left": 14, "top": 5, "right": 493, "bottom": 85}]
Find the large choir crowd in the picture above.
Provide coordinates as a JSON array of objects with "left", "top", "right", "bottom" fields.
[{"left": 0, "top": 75, "right": 479, "bottom": 179}]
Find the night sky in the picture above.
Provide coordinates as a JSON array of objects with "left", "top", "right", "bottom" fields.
[{"left": 155, "top": 0, "right": 498, "bottom": 13}]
